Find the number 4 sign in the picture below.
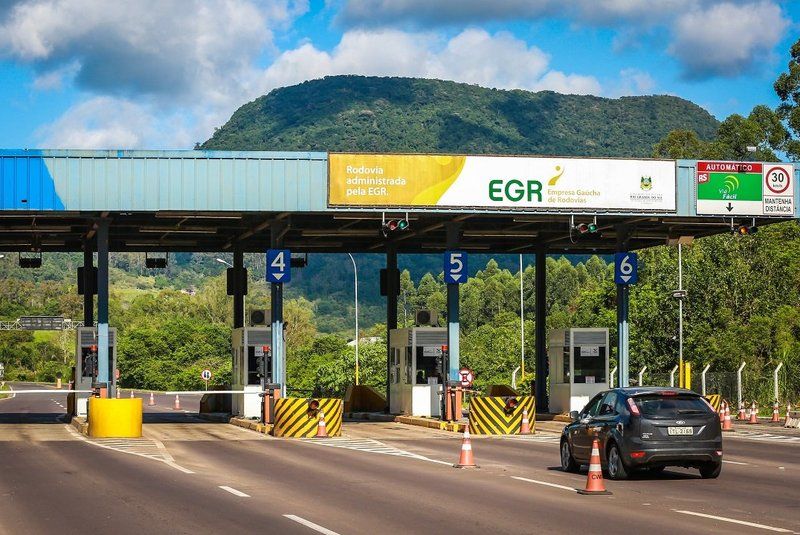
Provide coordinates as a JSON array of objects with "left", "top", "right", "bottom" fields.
[
  {"left": 266, "top": 249, "right": 291, "bottom": 283},
  {"left": 614, "top": 252, "right": 638, "bottom": 285}
]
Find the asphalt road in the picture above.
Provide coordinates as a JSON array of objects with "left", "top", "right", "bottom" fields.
[{"left": 1, "top": 389, "right": 798, "bottom": 534}]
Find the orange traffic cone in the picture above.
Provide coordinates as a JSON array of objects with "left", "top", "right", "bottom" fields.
[
  {"left": 722, "top": 403, "right": 733, "bottom": 432},
  {"left": 737, "top": 402, "right": 746, "bottom": 421},
  {"left": 454, "top": 428, "right": 477, "bottom": 468},
  {"left": 315, "top": 410, "right": 328, "bottom": 438},
  {"left": 148, "top": 392, "right": 156, "bottom": 406},
  {"left": 130, "top": 390, "right": 134, "bottom": 399},
  {"left": 577, "top": 436, "right": 612, "bottom": 495},
  {"left": 719, "top": 401, "right": 725, "bottom": 423},
  {"left": 771, "top": 401, "right": 780, "bottom": 423},
  {"left": 748, "top": 401, "right": 758, "bottom": 424},
  {"left": 173, "top": 394, "right": 181, "bottom": 410},
  {"left": 519, "top": 407, "right": 532, "bottom": 435},
  {"left": 785, "top": 403, "right": 792, "bottom": 427}
]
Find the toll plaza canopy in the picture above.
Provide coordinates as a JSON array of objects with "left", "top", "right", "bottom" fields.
[
  {"left": 0, "top": 149, "right": 796, "bottom": 253},
  {"left": 1, "top": 149, "right": 797, "bottom": 410}
]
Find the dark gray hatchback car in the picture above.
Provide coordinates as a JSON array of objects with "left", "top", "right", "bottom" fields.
[{"left": 560, "top": 387, "right": 723, "bottom": 479}]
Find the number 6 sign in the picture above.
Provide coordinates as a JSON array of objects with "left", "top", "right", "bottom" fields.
[{"left": 614, "top": 252, "right": 638, "bottom": 285}]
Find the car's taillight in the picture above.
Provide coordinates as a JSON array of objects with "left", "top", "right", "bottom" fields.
[
  {"left": 630, "top": 451, "right": 646, "bottom": 459},
  {"left": 627, "top": 397, "right": 640, "bottom": 416},
  {"left": 715, "top": 450, "right": 723, "bottom": 456},
  {"left": 661, "top": 391, "right": 677, "bottom": 396}
]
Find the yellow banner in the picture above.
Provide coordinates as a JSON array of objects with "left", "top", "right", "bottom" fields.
[{"left": 329, "top": 153, "right": 465, "bottom": 206}]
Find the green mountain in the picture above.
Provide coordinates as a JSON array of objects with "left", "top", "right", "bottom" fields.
[{"left": 202, "top": 75, "right": 719, "bottom": 155}]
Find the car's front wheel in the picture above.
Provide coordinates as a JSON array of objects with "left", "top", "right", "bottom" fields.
[
  {"left": 560, "top": 440, "right": 580, "bottom": 473},
  {"left": 606, "top": 443, "right": 629, "bottom": 480},
  {"left": 699, "top": 461, "right": 721, "bottom": 479}
]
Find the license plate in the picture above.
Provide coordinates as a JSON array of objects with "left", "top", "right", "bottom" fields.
[{"left": 667, "top": 426, "right": 693, "bottom": 436}]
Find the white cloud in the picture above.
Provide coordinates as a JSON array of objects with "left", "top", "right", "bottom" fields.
[
  {"left": 262, "top": 29, "right": 601, "bottom": 95},
  {"left": 610, "top": 68, "right": 657, "bottom": 96},
  {"left": 669, "top": 1, "right": 790, "bottom": 78}
]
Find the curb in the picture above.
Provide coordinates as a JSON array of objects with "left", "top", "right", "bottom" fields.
[
  {"left": 395, "top": 415, "right": 466, "bottom": 433},
  {"left": 229, "top": 416, "right": 272, "bottom": 435},
  {"left": 71, "top": 416, "right": 89, "bottom": 437}
]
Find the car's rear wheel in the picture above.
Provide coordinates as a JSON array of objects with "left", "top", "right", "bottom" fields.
[
  {"left": 560, "top": 440, "right": 579, "bottom": 473},
  {"left": 606, "top": 443, "right": 629, "bottom": 480},
  {"left": 699, "top": 461, "right": 721, "bottom": 479}
]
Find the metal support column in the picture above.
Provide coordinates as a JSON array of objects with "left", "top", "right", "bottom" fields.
[
  {"left": 534, "top": 248, "right": 548, "bottom": 412},
  {"left": 82, "top": 246, "right": 94, "bottom": 326},
  {"left": 616, "top": 226, "right": 631, "bottom": 388},
  {"left": 96, "top": 219, "right": 112, "bottom": 397},
  {"left": 445, "top": 223, "right": 462, "bottom": 421},
  {"left": 233, "top": 249, "right": 244, "bottom": 329},
  {"left": 385, "top": 248, "right": 398, "bottom": 413},
  {"left": 270, "top": 221, "right": 286, "bottom": 397}
]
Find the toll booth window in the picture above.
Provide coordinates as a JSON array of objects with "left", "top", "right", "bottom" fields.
[
  {"left": 561, "top": 347, "right": 569, "bottom": 383},
  {"left": 247, "top": 347, "right": 259, "bottom": 385},
  {"left": 573, "top": 346, "right": 606, "bottom": 384}
]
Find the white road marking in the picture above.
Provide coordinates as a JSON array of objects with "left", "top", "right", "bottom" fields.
[
  {"left": 64, "top": 425, "right": 194, "bottom": 473},
  {"left": 308, "top": 437, "right": 452, "bottom": 466},
  {"left": 498, "top": 433, "right": 561, "bottom": 444},
  {"left": 511, "top": 476, "right": 577, "bottom": 492},
  {"left": 284, "top": 514, "right": 340, "bottom": 535},
  {"left": 673, "top": 510, "right": 792, "bottom": 532},
  {"left": 727, "top": 430, "right": 800, "bottom": 444},
  {"left": 722, "top": 460, "right": 749, "bottom": 465},
  {"left": 219, "top": 485, "right": 250, "bottom": 498}
]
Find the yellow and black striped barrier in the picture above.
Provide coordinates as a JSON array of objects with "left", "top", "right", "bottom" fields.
[
  {"left": 272, "top": 397, "right": 343, "bottom": 438},
  {"left": 705, "top": 394, "right": 722, "bottom": 412},
  {"left": 469, "top": 396, "right": 535, "bottom": 435}
]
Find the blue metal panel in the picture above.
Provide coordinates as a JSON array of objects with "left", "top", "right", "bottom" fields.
[
  {"left": 0, "top": 150, "right": 327, "bottom": 212},
  {"left": 676, "top": 160, "right": 696, "bottom": 216}
]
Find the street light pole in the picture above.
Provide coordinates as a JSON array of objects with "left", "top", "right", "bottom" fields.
[{"left": 347, "top": 253, "right": 359, "bottom": 386}]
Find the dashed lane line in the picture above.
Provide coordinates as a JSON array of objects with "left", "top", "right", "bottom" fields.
[
  {"left": 307, "top": 437, "right": 452, "bottom": 466},
  {"left": 496, "top": 433, "right": 561, "bottom": 444},
  {"left": 64, "top": 425, "right": 194, "bottom": 474},
  {"left": 219, "top": 485, "right": 250, "bottom": 498},
  {"left": 722, "top": 459, "right": 749, "bottom": 465},
  {"left": 284, "top": 515, "right": 341, "bottom": 535},
  {"left": 673, "top": 510, "right": 793, "bottom": 533}
]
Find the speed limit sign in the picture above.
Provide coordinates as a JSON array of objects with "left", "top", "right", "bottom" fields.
[
  {"left": 765, "top": 165, "right": 791, "bottom": 195},
  {"left": 458, "top": 368, "right": 475, "bottom": 388}
]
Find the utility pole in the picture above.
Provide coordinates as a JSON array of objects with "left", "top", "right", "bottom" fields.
[{"left": 347, "top": 253, "right": 359, "bottom": 386}]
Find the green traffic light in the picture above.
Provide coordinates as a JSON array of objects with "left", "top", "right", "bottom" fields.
[
  {"left": 588, "top": 223, "right": 597, "bottom": 233},
  {"left": 397, "top": 219, "right": 409, "bottom": 230}
]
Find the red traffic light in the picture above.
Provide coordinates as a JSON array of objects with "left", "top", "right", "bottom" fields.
[
  {"left": 736, "top": 225, "right": 757, "bottom": 235},
  {"left": 262, "top": 345, "right": 271, "bottom": 352},
  {"left": 441, "top": 345, "right": 448, "bottom": 352},
  {"left": 504, "top": 397, "right": 519, "bottom": 415},
  {"left": 89, "top": 344, "right": 97, "bottom": 352}
]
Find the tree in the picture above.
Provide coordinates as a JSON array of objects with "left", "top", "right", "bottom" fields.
[{"left": 774, "top": 38, "right": 800, "bottom": 159}]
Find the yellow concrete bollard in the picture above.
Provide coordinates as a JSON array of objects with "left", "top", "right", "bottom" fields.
[
  {"left": 684, "top": 362, "right": 691, "bottom": 390},
  {"left": 88, "top": 397, "right": 143, "bottom": 438}
]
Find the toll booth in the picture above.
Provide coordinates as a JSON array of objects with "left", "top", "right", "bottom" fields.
[
  {"left": 70, "top": 327, "right": 117, "bottom": 416},
  {"left": 232, "top": 327, "right": 272, "bottom": 418},
  {"left": 548, "top": 328, "right": 609, "bottom": 413},
  {"left": 389, "top": 327, "right": 447, "bottom": 417}
]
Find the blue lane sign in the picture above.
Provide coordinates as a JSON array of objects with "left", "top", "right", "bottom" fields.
[
  {"left": 266, "top": 249, "right": 291, "bottom": 283},
  {"left": 614, "top": 252, "right": 638, "bottom": 285},
  {"left": 444, "top": 250, "right": 467, "bottom": 284}
]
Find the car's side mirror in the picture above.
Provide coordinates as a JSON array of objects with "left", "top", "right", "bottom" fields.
[{"left": 569, "top": 410, "right": 579, "bottom": 421}]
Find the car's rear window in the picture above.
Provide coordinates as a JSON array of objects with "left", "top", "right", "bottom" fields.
[{"left": 634, "top": 395, "right": 713, "bottom": 418}]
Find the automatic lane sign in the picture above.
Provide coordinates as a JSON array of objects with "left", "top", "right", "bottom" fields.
[
  {"left": 459, "top": 368, "right": 474, "bottom": 388},
  {"left": 614, "top": 252, "right": 638, "bottom": 285},
  {"left": 266, "top": 249, "right": 291, "bottom": 283},
  {"left": 444, "top": 251, "right": 467, "bottom": 284}
]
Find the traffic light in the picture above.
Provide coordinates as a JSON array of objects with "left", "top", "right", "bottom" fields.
[
  {"left": 381, "top": 218, "right": 410, "bottom": 237},
  {"left": 575, "top": 222, "right": 599, "bottom": 234},
  {"left": 503, "top": 397, "right": 519, "bottom": 415},
  {"left": 86, "top": 344, "right": 98, "bottom": 377},
  {"left": 257, "top": 345, "right": 271, "bottom": 377},
  {"left": 735, "top": 224, "right": 757, "bottom": 236}
]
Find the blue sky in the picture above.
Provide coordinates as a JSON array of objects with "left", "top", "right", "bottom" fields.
[{"left": 0, "top": 0, "right": 798, "bottom": 150}]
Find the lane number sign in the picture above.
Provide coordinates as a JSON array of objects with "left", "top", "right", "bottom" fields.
[
  {"left": 444, "top": 251, "right": 467, "bottom": 284},
  {"left": 266, "top": 249, "right": 291, "bottom": 283},
  {"left": 201, "top": 369, "right": 212, "bottom": 381},
  {"left": 614, "top": 252, "right": 638, "bottom": 285}
]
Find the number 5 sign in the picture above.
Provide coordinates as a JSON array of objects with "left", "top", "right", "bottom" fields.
[
  {"left": 614, "top": 252, "right": 638, "bottom": 285},
  {"left": 266, "top": 249, "right": 291, "bottom": 283},
  {"left": 444, "top": 251, "right": 467, "bottom": 284}
]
